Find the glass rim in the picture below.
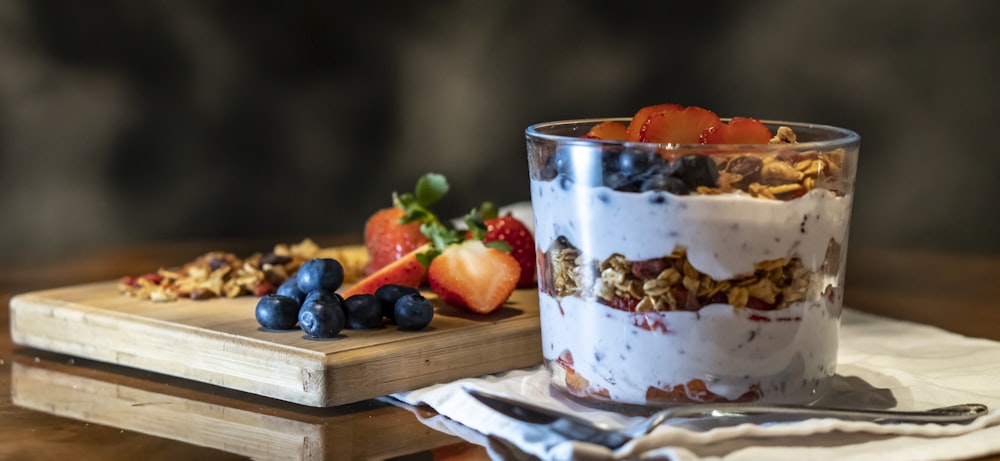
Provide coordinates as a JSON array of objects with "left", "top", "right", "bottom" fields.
[{"left": 525, "top": 117, "right": 860, "bottom": 151}]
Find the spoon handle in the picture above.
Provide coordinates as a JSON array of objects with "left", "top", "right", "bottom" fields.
[
  {"left": 465, "top": 386, "right": 990, "bottom": 449},
  {"left": 643, "top": 403, "right": 990, "bottom": 434}
]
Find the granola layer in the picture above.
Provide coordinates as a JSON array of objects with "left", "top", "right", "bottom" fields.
[{"left": 540, "top": 239, "right": 841, "bottom": 314}]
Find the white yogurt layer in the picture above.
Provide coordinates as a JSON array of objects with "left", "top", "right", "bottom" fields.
[
  {"left": 530, "top": 179, "right": 852, "bottom": 280},
  {"left": 540, "top": 293, "right": 839, "bottom": 404}
]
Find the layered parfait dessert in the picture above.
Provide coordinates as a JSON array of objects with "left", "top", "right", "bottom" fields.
[{"left": 526, "top": 104, "right": 859, "bottom": 406}]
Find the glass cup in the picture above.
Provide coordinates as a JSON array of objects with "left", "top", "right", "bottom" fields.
[{"left": 526, "top": 118, "right": 859, "bottom": 407}]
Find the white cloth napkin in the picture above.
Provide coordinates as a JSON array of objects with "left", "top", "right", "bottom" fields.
[{"left": 390, "top": 308, "right": 1000, "bottom": 460}]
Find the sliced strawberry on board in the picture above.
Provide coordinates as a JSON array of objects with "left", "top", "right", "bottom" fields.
[
  {"left": 364, "top": 207, "right": 429, "bottom": 275},
  {"left": 428, "top": 240, "right": 521, "bottom": 314},
  {"left": 342, "top": 244, "right": 430, "bottom": 298},
  {"left": 640, "top": 105, "right": 721, "bottom": 144},
  {"left": 583, "top": 121, "right": 627, "bottom": 141},
  {"left": 699, "top": 117, "right": 773, "bottom": 145},
  {"left": 625, "top": 103, "right": 683, "bottom": 142}
]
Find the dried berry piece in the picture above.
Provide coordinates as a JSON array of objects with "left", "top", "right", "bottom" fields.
[
  {"left": 602, "top": 295, "right": 640, "bottom": 312},
  {"left": 260, "top": 253, "right": 292, "bottom": 266},
  {"left": 252, "top": 281, "right": 276, "bottom": 297},
  {"left": 631, "top": 258, "right": 670, "bottom": 280},
  {"left": 724, "top": 155, "right": 763, "bottom": 187}
]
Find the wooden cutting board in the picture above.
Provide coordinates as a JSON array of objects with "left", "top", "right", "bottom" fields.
[{"left": 9, "top": 274, "right": 542, "bottom": 407}]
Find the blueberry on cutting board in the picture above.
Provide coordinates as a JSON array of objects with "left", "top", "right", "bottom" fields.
[
  {"left": 296, "top": 258, "right": 345, "bottom": 293},
  {"left": 343, "top": 294, "right": 383, "bottom": 329},
  {"left": 375, "top": 284, "right": 420, "bottom": 322},
  {"left": 298, "top": 297, "right": 345, "bottom": 339},
  {"left": 276, "top": 277, "right": 305, "bottom": 304},
  {"left": 394, "top": 293, "right": 434, "bottom": 331},
  {"left": 255, "top": 295, "right": 301, "bottom": 330}
]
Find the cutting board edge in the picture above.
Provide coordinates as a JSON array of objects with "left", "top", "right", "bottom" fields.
[
  {"left": 316, "top": 314, "right": 544, "bottom": 406},
  {"left": 9, "top": 294, "right": 336, "bottom": 406},
  {"left": 8, "top": 285, "right": 546, "bottom": 408},
  {"left": 9, "top": 291, "right": 328, "bottom": 360}
]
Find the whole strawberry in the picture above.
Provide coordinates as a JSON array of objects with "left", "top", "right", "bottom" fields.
[
  {"left": 364, "top": 208, "right": 427, "bottom": 275},
  {"left": 362, "top": 174, "right": 449, "bottom": 275},
  {"left": 475, "top": 213, "right": 535, "bottom": 288}
]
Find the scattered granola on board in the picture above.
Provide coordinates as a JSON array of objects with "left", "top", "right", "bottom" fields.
[{"left": 118, "top": 239, "right": 367, "bottom": 302}]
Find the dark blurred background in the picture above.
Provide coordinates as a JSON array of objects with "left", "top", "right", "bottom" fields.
[{"left": 2, "top": 0, "right": 998, "bottom": 265}]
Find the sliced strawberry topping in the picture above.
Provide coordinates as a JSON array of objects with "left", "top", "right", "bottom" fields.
[
  {"left": 427, "top": 240, "right": 520, "bottom": 314},
  {"left": 699, "top": 117, "right": 773, "bottom": 145},
  {"left": 364, "top": 207, "right": 429, "bottom": 275},
  {"left": 625, "top": 103, "right": 683, "bottom": 142},
  {"left": 640, "top": 105, "right": 721, "bottom": 144},
  {"left": 342, "top": 244, "right": 430, "bottom": 297},
  {"left": 583, "top": 121, "right": 627, "bottom": 141}
]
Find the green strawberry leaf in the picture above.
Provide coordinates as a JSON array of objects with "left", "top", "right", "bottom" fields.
[
  {"left": 420, "top": 222, "right": 460, "bottom": 250},
  {"left": 394, "top": 174, "right": 449, "bottom": 226},
  {"left": 414, "top": 173, "right": 449, "bottom": 208},
  {"left": 392, "top": 191, "right": 412, "bottom": 210},
  {"left": 463, "top": 205, "right": 511, "bottom": 253},
  {"left": 416, "top": 248, "right": 440, "bottom": 267},
  {"left": 399, "top": 206, "right": 431, "bottom": 225},
  {"left": 464, "top": 210, "right": 487, "bottom": 241},
  {"left": 465, "top": 201, "right": 498, "bottom": 225},
  {"left": 417, "top": 219, "right": 462, "bottom": 266},
  {"left": 478, "top": 201, "right": 498, "bottom": 220},
  {"left": 484, "top": 240, "right": 512, "bottom": 253}
]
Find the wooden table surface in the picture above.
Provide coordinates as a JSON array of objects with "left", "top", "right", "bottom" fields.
[{"left": 2, "top": 239, "right": 999, "bottom": 460}]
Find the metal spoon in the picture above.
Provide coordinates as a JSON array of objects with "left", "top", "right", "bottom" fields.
[{"left": 464, "top": 386, "right": 989, "bottom": 449}]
